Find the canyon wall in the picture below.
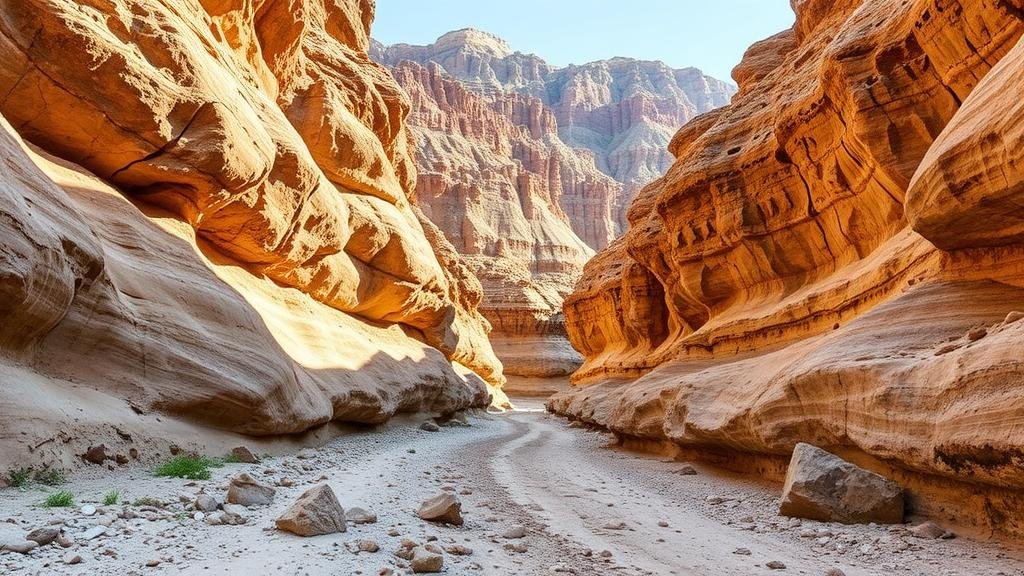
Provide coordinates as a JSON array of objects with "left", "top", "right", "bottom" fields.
[
  {"left": 389, "top": 60, "right": 606, "bottom": 377},
  {"left": 375, "top": 29, "right": 737, "bottom": 247},
  {"left": 550, "top": 0, "right": 1024, "bottom": 535},
  {"left": 375, "top": 29, "right": 734, "bottom": 377},
  {"left": 0, "top": 0, "right": 504, "bottom": 468}
]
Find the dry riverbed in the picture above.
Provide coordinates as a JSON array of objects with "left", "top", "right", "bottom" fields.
[{"left": 1, "top": 401, "right": 1022, "bottom": 575}]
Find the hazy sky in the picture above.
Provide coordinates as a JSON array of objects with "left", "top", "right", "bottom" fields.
[{"left": 373, "top": 1, "right": 796, "bottom": 82}]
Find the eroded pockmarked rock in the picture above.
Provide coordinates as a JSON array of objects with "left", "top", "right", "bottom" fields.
[
  {"left": 275, "top": 484, "right": 347, "bottom": 537},
  {"left": 779, "top": 444, "right": 903, "bottom": 525}
]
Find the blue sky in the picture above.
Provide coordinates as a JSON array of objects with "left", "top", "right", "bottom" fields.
[{"left": 373, "top": 1, "right": 796, "bottom": 83}]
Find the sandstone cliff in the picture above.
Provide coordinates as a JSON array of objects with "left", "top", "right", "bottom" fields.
[
  {"left": 0, "top": 0, "right": 504, "bottom": 468},
  {"left": 375, "top": 30, "right": 733, "bottom": 377},
  {"left": 374, "top": 29, "right": 737, "bottom": 248},
  {"left": 550, "top": 0, "right": 1024, "bottom": 535},
  {"left": 389, "top": 61, "right": 606, "bottom": 377}
]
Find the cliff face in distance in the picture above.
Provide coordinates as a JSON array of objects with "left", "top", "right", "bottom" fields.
[
  {"left": 375, "top": 30, "right": 734, "bottom": 377},
  {"left": 0, "top": 0, "right": 505, "bottom": 468},
  {"left": 374, "top": 29, "right": 737, "bottom": 248},
  {"left": 389, "top": 60, "right": 606, "bottom": 377},
  {"left": 550, "top": 0, "right": 1024, "bottom": 535}
]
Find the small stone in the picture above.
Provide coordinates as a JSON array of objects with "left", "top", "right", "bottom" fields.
[
  {"left": 226, "top": 473, "right": 276, "bottom": 507},
  {"left": 193, "top": 512, "right": 205, "bottom": 521},
  {"left": 80, "top": 504, "right": 97, "bottom": 516},
  {"left": 445, "top": 544, "right": 473, "bottom": 556},
  {"left": 410, "top": 546, "right": 443, "bottom": 573},
  {"left": 824, "top": 569, "right": 846, "bottom": 576},
  {"left": 501, "top": 525, "right": 528, "bottom": 539},
  {"left": 194, "top": 494, "right": 219, "bottom": 512},
  {"left": 83, "top": 445, "right": 108, "bottom": 465},
  {"left": 1004, "top": 311, "right": 1024, "bottom": 325},
  {"left": 80, "top": 525, "right": 106, "bottom": 540},
  {"left": 358, "top": 539, "right": 379, "bottom": 553},
  {"left": 766, "top": 560, "right": 787, "bottom": 570},
  {"left": 909, "top": 521, "right": 947, "bottom": 539},
  {"left": 675, "top": 465, "right": 698, "bottom": 475},
  {"left": 146, "top": 558, "right": 162, "bottom": 567},
  {"left": 733, "top": 548, "right": 751, "bottom": 556},
  {"left": 2, "top": 540, "right": 38, "bottom": 554},
  {"left": 347, "top": 507, "right": 377, "bottom": 524},
  {"left": 129, "top": 448, "right": 140, "bottom": 460},
  {"left": 26, "top": 526, "right": 60, "bottom": 545},
  {"left": 657, "top": 521, "right": 669, "bottom": 528},
  {"left": 231, "top": 446, "right": 260, "bottom": 464},
  {"left": 967, "top": 328, "right": 988, "bottom": 342},
  {"left": 419, "top": 421, "right": 440, "bottom": 432},
  {"left": 416, "top": 493, "right": 463, "bottom": 525},
  {"left": 275, "top": 484, "right": 347, "bottom": 536},
  {"left": 296, "top": 448, "right": 317, "bottom": 460},
  {"left": 64, "top": 552, "right": 83, "bottom": 564}
]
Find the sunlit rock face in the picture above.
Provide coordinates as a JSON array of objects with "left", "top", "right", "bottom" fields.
[
  {"left": 374, "top": 29, "right": 737, "bottom": 249},
  {"left": 374, "top": 30, "right": 733, "bottom": 376},
  {"left": 388, "top": 61, "right": 599, "bottom": 377},
  {"left": 550, "top": 0, "right": 1024, "bottom": 534},
  {"left": 0, "top": 0, "right": 505, "bottom": 466}
]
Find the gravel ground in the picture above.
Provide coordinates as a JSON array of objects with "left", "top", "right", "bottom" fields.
[{"left": 1, "top": 401, "right": 1022, "bottom": 575}]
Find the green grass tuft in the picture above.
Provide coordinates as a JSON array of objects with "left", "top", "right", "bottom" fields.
[
  {"left": 7, "top": 468, "right": 31, "bottom": 488},
  {"left": 43, "top": 490, "right": 74, "bottom": 508},
  {"left": 152, "top": 455, "right": 216, "bottom": 480},
  {"left": 103, "top": 490, "right": 120, "bottom": 506}
]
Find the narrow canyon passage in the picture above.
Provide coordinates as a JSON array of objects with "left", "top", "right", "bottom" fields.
[{"left": 4, "top": 402, "right": 1022, "bottom": 575}]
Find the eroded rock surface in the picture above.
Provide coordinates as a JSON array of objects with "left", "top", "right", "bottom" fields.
[
  {"left": 375, "top": 30, "right": 733, "bottom": 376},
  {"left": 549, "top": 0, "right": 1024, "bottom": 535},
  {"left": 0, "top": 0, "right": 501, "bottom": 468}
]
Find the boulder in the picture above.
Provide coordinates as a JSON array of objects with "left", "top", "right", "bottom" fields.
[
  {"left": 346, "top": 506, "right": 377, "bottom": 524},
  {"left": 779, "top": 444, "right": 903, "bottom": 524},
  {"left": 419, "top": 421, "right": 440, "bottom": 432},
  {"left": 230, "top": 446, "right": 260, "bottom": 464},
  {"left": 416, "top": 493, "right": 463, "bottom": 525},
  {"left": 226, "top": 473, "right": 276, "bottom": 507},
  {"left": 275, "top": 484, "right": 347, "bottom": 536},
  {"left": 410, "top": 545, "right": 444, "bottom": 573}
]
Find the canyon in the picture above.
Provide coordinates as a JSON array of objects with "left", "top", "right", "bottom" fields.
[
  {"left": 374, "top": 30, "right": 735, "bottom": 378},
  {"left": 1, "top": 0, "right": 1024, "bottom": 573},
  {"left": 549, "top": 0, "right": 1024, "bottom": 538}
]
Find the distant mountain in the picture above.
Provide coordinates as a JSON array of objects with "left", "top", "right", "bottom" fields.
[
  {"left": 373, "top": 29, "right": 737, "bottom": 243},
  {"left": 372, "top": 29, "right": 735, "bottom": 378}
]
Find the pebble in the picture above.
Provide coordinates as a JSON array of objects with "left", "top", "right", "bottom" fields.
[{"left": 80, "top": 505, "right": 97, "bottom": 516}]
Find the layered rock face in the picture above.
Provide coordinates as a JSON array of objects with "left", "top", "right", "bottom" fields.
[
  {"left": 0, "top": 0, "right": 504, "bottom": 467},
  {"left": 375, "top": 30, "right": 733, "bottom": 376},
  {"left": 374, "top": 29, "right": 737, "bottom": 247},
  {"left": 551, "top": 0, "right": 1024, "bottom": 534},
  {"left": 389, "top": 61, "right": 604, "bottom": 377}
]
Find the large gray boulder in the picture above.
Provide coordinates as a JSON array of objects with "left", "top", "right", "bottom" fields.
[
  {"left": 779, "top": 443, "right": 903, "bottom": 524},
  {"left": 275, "top": 484, "right": 347, "bottom": 536}
]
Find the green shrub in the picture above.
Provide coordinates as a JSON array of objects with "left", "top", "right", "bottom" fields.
[
  {"left": 43, "top": 490, "right": 74, "bottom": 508},
  {"left": 103, "top": 490, "right": 120, "bottom": 506},
  {"left": 152, "top": 456, "right": 216, "bottom": 480}
]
